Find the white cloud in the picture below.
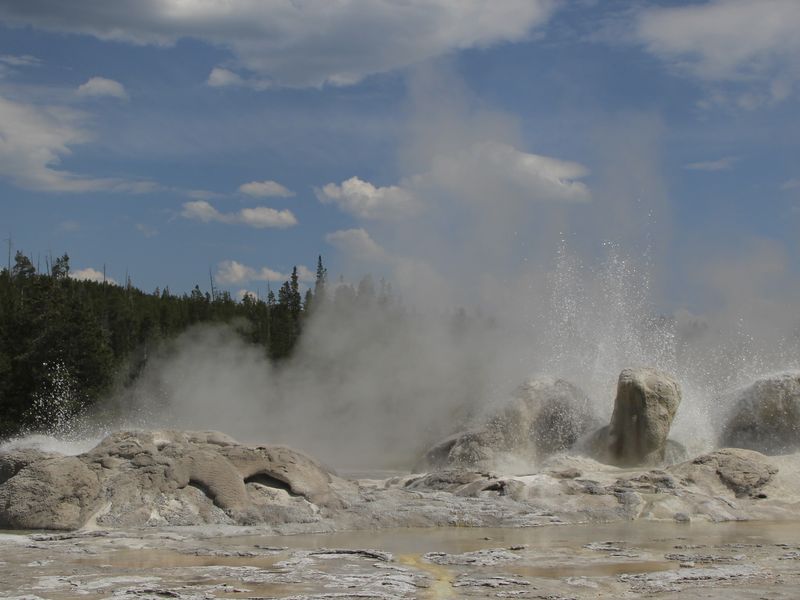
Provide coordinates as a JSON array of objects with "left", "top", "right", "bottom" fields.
[
  {"left": 0, "top": 54, "right": 40, "bottom": 78},
  {"left": 0, "top": 54, "right": 40, "bottom": 67},
  {"left": 239, "top": 180, "right": 294, "bottom": 198},
  {"left": 318, "top": 141, "right": 590, "bottom": 221},
  {"left": 181, "top": 200, "right": 297, "bottom": 228},
  {"left": 181, "top": 200, "right": 221, "bottom": 222},
  {"left": 206, "top": 67, "right": 270, "bottom": 90},
  {"left": 0, "top": 95, "right": 91, "bottom": 191},
  {"left": 216, "top": 260, "right": 263, "bottom": 284},
  {"left": 325, "top": 228, "right": 387, "bottom": 262},
  {"left": 316, "top": 177, "right": 420, "bottom": 220},
  {"left": 217, "top": 260, "right": 256, "bottom": 285},
  {"left": 684, "top": 156, "right": 737, "bottom": 172},
  {"left": 0, "top": 94, "right": 155, "bottom": 192},
  {"left": 635, "top": 0, "right": 800, "bottom": 107},
  {"left": 71, "top": 267, "right": 117, "bottom": 285},
  {"left": 0, "top": 1, "right": 558, "bottom": 87},
  {"left": 427, "top": 141, "right": 591, "bottom": 203},
  {"left": 239, "top": 206, "right": 297, "bottom": 228},
  {"left": 207, "top": 67, "right": 244, "bottom": 87},
  {"left": 216, "top": 259, "right": 312, "bottom": 285},
  {"left": 76, "top": 76, "right": 128, "bottom": 100},
  {"left": 296, "top": 265, "right": 315, "bottom": 281}
]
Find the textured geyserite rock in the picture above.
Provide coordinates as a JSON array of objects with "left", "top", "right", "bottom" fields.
[
  {"left": 0, "top": 429, "right": 344, "bottom": 530},
  {"left": 583, "top": 368, "right": 685, "bottom": 467},
  {"left": 720, "top": 372, "right": 800, "bottom": 455},
  {"left": 419, "top": 377, "right": 599, "bottom": 471}
]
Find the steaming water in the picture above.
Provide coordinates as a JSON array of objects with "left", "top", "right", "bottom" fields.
[
  {"left": 8, "top": 242, "right": 800, "bottom": 468},
  {"left": 522, "top": 241, "right": 800, "bottom": 457},
  {"left": 539, "top": 241, "right": 674, "bottom": 408},
  {"left": 0, "top": 434, "right": 102, "bottom": 456},
  {"left": 3, "top": 359, "right": 109, "bottom": 456}
]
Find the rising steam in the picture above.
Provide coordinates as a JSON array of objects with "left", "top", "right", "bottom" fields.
[
  {"left": 89, "top": 231, "right": 799, "bottom": 470},
  {"left": 8, "top": 63, "right": 800, "bottom": 469}
]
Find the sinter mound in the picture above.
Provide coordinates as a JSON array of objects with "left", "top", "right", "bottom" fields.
[{"left": 0, "top": 430, "right": 345, "bottom": 530}]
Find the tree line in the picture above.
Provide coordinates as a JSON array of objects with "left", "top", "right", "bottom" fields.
[{"left": 0, "top": 251, "right": 399, "bottom": 437}]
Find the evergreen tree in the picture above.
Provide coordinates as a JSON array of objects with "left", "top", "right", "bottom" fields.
[
  {"left": 51, "top": 254, "right": 70, "bottom": 279},
  {"left": 314, "top": 255, "right": 327, "bottom": 304},
  {"left": 277, "top": 280, "right": 291, "bottom": 307},
  {"left": 0, "top": 249, "right": 408, "bottom": 437},
  {"left": 12, "top": 251, "right": 35, "bottom": 279},
  {"left": 288, "top": 266, "right": 302, "bottom": 320}
]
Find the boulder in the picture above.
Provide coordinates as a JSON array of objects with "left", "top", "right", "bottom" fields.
[
  {"left": 405, "top": 470, "right": 492, "bottom": 492},
  {"left": 419, "top": 377, "right": 599, "bottom": 472},
  {"left": 583, "top": 368, "right": 684, "bottom": 467},
  {"left": 0, "top": 456, "right": 101, "bottom": 530},
  {"left": 670, "top": 448, "right": 778, "bottom": 498},
  {"left": 404, "top": 470, "right": 525, "bottom": 499},
  {"left": 0, "top": 448, "right": 57, "bottom": 485},
  {"left": 0, "top": 430, "right": 344, "bottom": 530},
  {"left": 517, "top": 378, "right": 602, "bottom": 456},
  {"left": 719, "top": 372, "right": 800, "bottom": 455}
]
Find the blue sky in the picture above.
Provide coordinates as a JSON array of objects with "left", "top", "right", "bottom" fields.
[{"left": 0, "top": 0, "right": 798, "bottom": 314}]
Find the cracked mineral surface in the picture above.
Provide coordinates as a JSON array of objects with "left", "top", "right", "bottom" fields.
[{"left": 2, "top": 520, "right": 800, "bottom": 599}]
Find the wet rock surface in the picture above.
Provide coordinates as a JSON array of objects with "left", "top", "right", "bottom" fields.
[
  {"left": 619, "top": 564, "right": 765, "bottom": 594},
  {"left": 1, "top": 520, "right": 800, "bottom": 599},
  {"left": 0, "top": 430, "right": 346, "bottom": 530},
  {"left": 720, "top": 371, "right": 800, "bottom": 454},
  {"left": 666, "top": 446, "right": 795, "bottom": 517},
  {"left": 0, "top": 367, "right": 799, "bottom": 594},
  {"left": 0, "top": 444, "right": 800, "bottom": 597},
  {"left": 0, "top": 448, "right": 59, "bottom": 485},
  {"left": 583, "top": 368, "right": 685, "bottom": 467},
  {"left": 423, "top": 548, "right": 522, "bottom": 566},
  {"left": 2, "top": 427, "right": 800, "bottom": 534},
  {"left": 419, "top": 377, "right": 599, "bottom": 472},
  {"left": 684, "top": 448, "right": 778, "bottom": 498},
  {"left": 0, "top": 455, "right": 101, "bottom": 530},
  {"left": 420, "top": 367, "right": 691, "bottom": 475}
]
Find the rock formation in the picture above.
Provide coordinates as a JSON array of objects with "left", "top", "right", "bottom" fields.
[
  {"left": 0, "top": 430, "right": 345, "bottom": 530},
  {"left": 720, "top": 371, "right": 800, "bottom": 455},
  {"left": 583, "top": 368, "right": 684, "bottom": 467},
  {"left": 418, "top": 377, "right": 599, "bottom": 472},
  {"left": 0, "top": 453, "right": 101, "bottom": 530},
  {"left": 671, "top": 448, "right": 778, "bottom": 498}
]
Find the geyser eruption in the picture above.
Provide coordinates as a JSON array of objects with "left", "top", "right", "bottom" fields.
[
  {"left": 7, "top": 237, "right": 798, "bottom": 472},
  {"left": 1, "top": 361, "right": 106, "bottom": 457},
  {"left": 8, "top": 62, "right": 797, "bottom": 476},
  {"left": 0, "top": 240, "right": 800, "bottom": 531},
  {"left": 116, "top": 240, "right": 685, "bottom": 469},
  {"left": 537, "top": 241, "right": 677, "bottom": 409}
]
